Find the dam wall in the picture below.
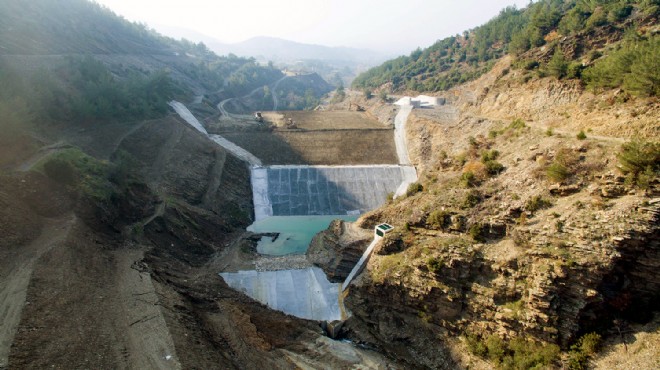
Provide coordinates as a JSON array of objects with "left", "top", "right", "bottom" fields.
[{"left": 252, "top": 165, "right": 417, "bottom": 221}]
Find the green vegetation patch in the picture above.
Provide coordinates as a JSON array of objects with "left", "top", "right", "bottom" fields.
[
  {"left": 466, "top": 334, "right": 560, "bottom": 370},
  {"left": 583, "top": 35, "right": 660, "bottom": 97},
  {"left": 617, "top": 139, "right": 660, "bottom": 188},
  {"left": 40, "top": 147, "right": 114, "bottom": 200}
]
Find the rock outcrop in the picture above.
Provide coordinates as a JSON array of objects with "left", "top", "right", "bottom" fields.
[{"left": 307, "top": 220, "right": 372, "bottom": 282}]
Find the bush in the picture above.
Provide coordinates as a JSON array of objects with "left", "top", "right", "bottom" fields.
[
  {"left": 466, "top": 333, "right": 488, "bottom": 357},
  {"left": 461, "top": 171, "right": 478, "bottom": 188},
  {"left": 576, "top": 130, "right": 587, "bottom": 140},
  {"left": 617, "top": 139, "right": 660, "bottom": 187},
  {"left": 526, "top": 195, "right": 552, "bottom": 213},
  {"left": 576, "top": 333, "right": 602, "bottom": 355},
  {"left": 469, "top": 223, "right": 486, "bottom": 242},
  {"left": 509, "top": 118, "right": 526, "bottom": 130},
  {"left": 484, "top": 160, "right": 505, "bottom": 176},
  {"left": 546, "top": 162, "right": 570, "bottom": 182},
  {"left": 567, "top": 333, "right": 602, "bottom": 370},
  {"left": 463, "top": 190, "right": 482, "bottom": 208},
  {"left": 467, "top": 334, "right": 560, "bottom": 369},
  {"left": 426, "top": 257, "right": 444, "bottom": 274},
  {"left": 406, "top": 182, "right": 423, "bottom": 196},
  {"left": 427, "top": 210, "right": 450, "bottom": 230},
  {"left": 481, "top": 149, "right": 500, "bottom": 162},
  {"left": 463, "top": 161, "right": 488, "bottom": 184}
]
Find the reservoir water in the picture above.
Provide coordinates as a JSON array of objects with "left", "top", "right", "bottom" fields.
[{"left": 248, "top": 215, "right": 358, "bottom": 255}]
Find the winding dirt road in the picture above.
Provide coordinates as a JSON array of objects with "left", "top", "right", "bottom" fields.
[{"left": 217, "top": 75, "right": 290, "bottom": 118}]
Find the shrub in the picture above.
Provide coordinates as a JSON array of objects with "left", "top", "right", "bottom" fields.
[
  {"left": 567, "top": 333, "right": 602, "bottom": 370},
  {"left": 461, "top": 171, "right": 477, "bottom": 188},
  {"left": 567, "top": 62, "right": 584, "bottom": 79},
  {"left": 364, "top": 89, "right": 373, "bottom": 99},
  {"left": 485, "top": 335, "right": 506, "bottom": 363},
  {"left": 576, "top": 130, "right": 587, "bottom": 140},
  {"left": 465, "top": 333, "right": 488, "bottom": 357},
  {"left": 616, "top": 139, "right": 660, "bottom": 186},
  {"left": 509, "top": 118, "right": 526, "bottom": 130},
  {"left": 463, "top": 190, "right": 482, "bottom": 208},
  {"left": 467, "top": 334, "right": 560, "bottom": 369},
  {"left": 469, "top": 223, "right": 486, "bottom": 242},
  {"left": 484, "top": 160, "right": 505, "bottom": 176},
  {"left": 546, "top": 162, "right": 570, "bottom": 182},
  {"left": 526, "top": 195, "right": 552, "bottom": 213},
  {"left": 481, "top": 149, "right": 500, "bottom": 162},
  {"left": 576, "top": 333, "right": 602, "bottom": 355},
  {"left": 406, "top": 182, "right": 423, "bottom": 196},
  {"left": 426, "top": 257, "right": 444, "bottom": 274},
  {"left": 427, "top": 210, "right": 450, "bottom": 229},
  {"left": 545, "top": 128, "right": 554, "bottom": 136},
  {"left": 463, "top": 161, "right": 488, "bottom": 183}
]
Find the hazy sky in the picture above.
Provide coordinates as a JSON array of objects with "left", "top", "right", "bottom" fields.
[{"left": 94, "top": 0, "right": 531, "bottom": 54}]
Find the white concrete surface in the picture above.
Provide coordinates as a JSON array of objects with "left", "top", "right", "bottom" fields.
[
  {"left": 168, "top": 101, "right": 208, "bottom": 135},
  {"left": 342, "top": 237, "right": 380, "bottom": 291},
  {"left": 220, "top": 267, "right": 342, "bottom": 321},
  {"left": 251, "top": 167, "right": 273, "bottom": 221}
]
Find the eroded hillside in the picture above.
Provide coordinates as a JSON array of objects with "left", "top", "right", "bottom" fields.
[{"left": 317, "top": 42, "right": 659, "bottom": 369}]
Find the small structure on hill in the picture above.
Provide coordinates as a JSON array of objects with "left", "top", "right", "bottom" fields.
[
  {"left": 374, "top": 223, "right": 394, "bottom": 238},
  {"left": 254, "top": 111, "right": 263, "bottom": 122}
]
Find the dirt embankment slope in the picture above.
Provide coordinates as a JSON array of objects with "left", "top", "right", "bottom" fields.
[{"left": 1, "top": 109, "right": 398, "bottom": 368}]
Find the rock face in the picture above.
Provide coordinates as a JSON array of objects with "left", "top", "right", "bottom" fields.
[{"left": 307, "top": 220, "right": 372, "bottom": 283}]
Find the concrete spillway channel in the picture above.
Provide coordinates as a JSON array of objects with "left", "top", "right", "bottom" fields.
[{"left": 169, "top": 99, "right": 422, "bottom": 322}]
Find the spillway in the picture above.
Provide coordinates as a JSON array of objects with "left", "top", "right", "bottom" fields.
[{"left": 219, "top": 267, "right": 342, "bottom": 321}]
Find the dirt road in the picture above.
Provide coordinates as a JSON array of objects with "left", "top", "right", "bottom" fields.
[
  {"left": 0, "top": 214, "right": 75, "bottom": 368},
  {"left": 217, "top": 75, "right": 290, "bottom": 118}
]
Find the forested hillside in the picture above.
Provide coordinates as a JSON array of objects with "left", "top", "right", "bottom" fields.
[
  {"left": 352, "top": 0, "right": 659, "bottom": 94},
  {"left": 0, "top": 0, "right": 284, "bottom": 135}
]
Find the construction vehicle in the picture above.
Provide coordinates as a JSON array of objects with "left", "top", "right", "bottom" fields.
[{"left": 254, "top": 112, "right": 263, "bottom": 122}]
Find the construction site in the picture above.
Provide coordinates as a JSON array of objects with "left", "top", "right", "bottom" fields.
[{"left": 169, "top": 94, "right": 423, "bottom": 323}]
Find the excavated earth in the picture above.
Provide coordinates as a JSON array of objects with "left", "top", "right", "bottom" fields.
[{"left": 0, "top": 108, "right": 399, "bottom": 369}]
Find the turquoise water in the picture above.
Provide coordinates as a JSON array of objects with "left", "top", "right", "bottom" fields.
[{"left": 248, "top": 215, "right": 358, "bottom": 256}]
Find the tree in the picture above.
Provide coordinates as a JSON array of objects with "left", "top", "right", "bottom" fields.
[{"left": 547, "top": 47, "right": 568, "bottom": 79}]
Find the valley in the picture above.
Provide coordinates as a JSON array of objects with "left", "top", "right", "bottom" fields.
[{"left": 0, "top": 0, "right": 658, "bottom": 369}]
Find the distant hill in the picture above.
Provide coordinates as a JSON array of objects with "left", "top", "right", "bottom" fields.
[
  {"left": 207, "top": 36, "right": 387, "bottom": 64},
  {"left": 353, "top": 0, "right": 659, "bottom": 94}
]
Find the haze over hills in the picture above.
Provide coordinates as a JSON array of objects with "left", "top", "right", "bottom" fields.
[{"left": 153, "top": 23, "right": 389, "bottom": 85}]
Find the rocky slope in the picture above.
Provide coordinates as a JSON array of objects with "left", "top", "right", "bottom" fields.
[{"left": 313, "top": 52, "right": 659, "bottom": 369}]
